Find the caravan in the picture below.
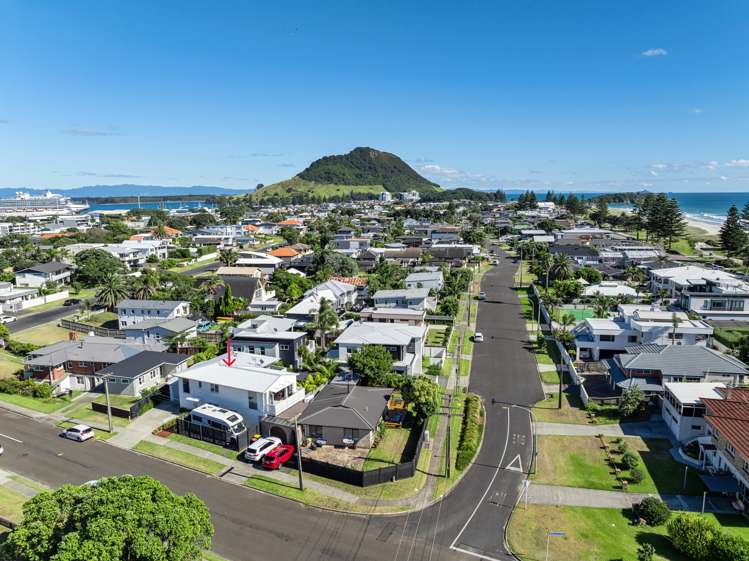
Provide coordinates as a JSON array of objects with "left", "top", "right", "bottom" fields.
[{"left": 188, "top": 403, "right": 247, "bottom": 439}]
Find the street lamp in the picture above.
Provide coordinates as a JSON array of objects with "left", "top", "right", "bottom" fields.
[{"left": 101, "top": 374, "right": 114, "bottom": 433}]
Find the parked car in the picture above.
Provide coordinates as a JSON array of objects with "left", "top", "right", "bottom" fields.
[
  {"left": 477, "top": 291, "right": 487, "bottom": 300},
  {"left": 261, "top": 444, "right": 294, "bottom": 470},
  {"left": 60, "top": 424, "right": 95, "bottom": 442},
  {"left": 0, "top": 316, "right": 16, "bottom": 324},
  {"left": 244, "top": 436, "right": 281, "bottom": 462},
  {"left": 63, "top": 298, "right": 81, "bottom": 306},
  {"left": 0, "top": 443, "right": 4, "bottom": 455},
  {"left": 474, "top": 332, "right": 484, "bottom": 342}
]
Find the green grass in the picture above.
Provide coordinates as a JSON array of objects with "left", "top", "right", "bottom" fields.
[
  {"left": 534, "top": 435, "right": 705, "bottom": 494},
  {"left": 202, "top": 551, "right": 233, "bottom": 561},
  {"left": 463, "top": 331, "right": 474, "bottom": 356},
  {"left": 251, "top": 178, "right": 384, "bottom": 201},
  {"left": 671, "top": 239, "right": 697, "bottom": 256},
  {"left": 65, "top": 402, "right": 131, "bottom": 427},
  {"left": 363, "top": 427, "right": 410, "bottom": 470},
  {"left": 166, "top": 433, "right": 239, "bottom": 460},
  {"left": 459, "top": 358, "right": 471, "bottom": 376},
  {"left": 553, "top": 308, "right": 596, "bottom": 322},
  {"left": 169, "top": 256, "right": 219, "bottom": 273},
  {"left": 533, "top": 391, "right": 620, "bottom": 425},
  {"left": 0, "top": 350, "right": 24, "bottom": 379},
  {"left": 447, "top": 330, "right": 458, "bottom": 354},
  {"left": 57, "top": 420, "right": 117, "bottom": 441},
  {"left": 433, "top": 393, "right": 468, "bottom": 499},
  {"left": 91, "top": 394, "right": 141, "bottom": 408},
  {"left": 441, "top": 356, "right": 453, "bottom": 376},
  {"left": 133, "top": 440, "right": 226, "bottom": 475},
  {"left": 14, "top": 322, "right": 71, "bottom": 345},
  {"left": 0, "top": 391, "right": 78, "bottom": 414},
  {"left": 80, "top": 311, "right": 118, "bottom": 328},
  {"left": 0, "top": 485, "right": 28, "bottom": 523},
  {"left": 713, "top": 326, "right": 749, "bottom": 349},
  {"left": 425, "top": 326, "right": 447, "bottom": 347}
]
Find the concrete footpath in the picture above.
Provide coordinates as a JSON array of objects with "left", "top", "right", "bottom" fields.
[
  {"left": 534, "top": 421, "right": 671, "bottom": 439},
  {"left": 525, "top": 483, "right": 736, "bottom": 514}
]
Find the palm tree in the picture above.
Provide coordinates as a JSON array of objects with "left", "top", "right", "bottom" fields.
[
  {"left": 165, "top": 332, "right": 189, "bottom": 353},
  {"left": 551, "top": 254, "right": 572, "bottom": 281},
  {"left": 153, "top": 224, "right": 169, "bottom": 239},
  {"left": 96, "top": 273, "right": 130, "bottom": 311},
  {"left": 219, "top": 248, "right": 238, "bottom": 267},
  {"left": 538, "top": 253, "right": 553, "bottom": 288},
  {"left": 133, "top": 270, "right": 159, "bottom": 300},
  {"left": 671, "top": 312, "right": 681, "bottom": 344},
  {"left": 313, "top": 297, "right": 339, "bottom": 349},
  {"left": 593, "top": 294, "right": 613, "bottom": 318},
  {"left": 201, "top": 276, "right": 225, "bottom": 297}
]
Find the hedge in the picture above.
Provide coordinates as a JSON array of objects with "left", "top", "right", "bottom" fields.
[
  {"left": 668, "top": 513, "right": 749, "bottom": 561},
  {"left": 456, "top": 393, "right": 482, "bottom": 470},
  {"left": 0, "top": 377, "right": 52, "bottom": 398}
]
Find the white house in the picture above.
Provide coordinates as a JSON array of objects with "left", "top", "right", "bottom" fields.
[
  {"left": 15, "top": 262, "right": 74, "bottom": 288},
  {"left": 583, "top": 281, "right": 638, "bottom": 298},
  {"left": 117, "top": 299, "right": 191, "bottom": 329},
  {"left": 661, "top": 382, "right": 725, "bottom": 443},
  {"left": 574, "top": 304, "right": 713, "bottom": 361},
  {"left": 334, "top": 321, "right": 427, "bottom": 376},
  {"left": 405, "top": 271, "right": 444, "bottom": 292},
  {"left": 235, "top": 250, "right": 283, "bottom": 274},
  {"left": 176, "top": 352, "right": 305, "bottom": 434},
  {"left": 373, "top": 288, "right": 431, "bottom": 311},
  {"left": 285, "top": 279, "right": 357, "bottom": 321}
]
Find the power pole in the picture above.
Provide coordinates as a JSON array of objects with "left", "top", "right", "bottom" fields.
[
  {"left": 104, "top": 375, "right": 113, "bottom": 433},
  {"left": 519, "top": 245, "right": 524, "bottom": 288},
  {"left": 446, "top": 392, "right": 452, "bottom": 479},
  {"left": 294, "top": 415, "right": 304, "bottom": 491}
]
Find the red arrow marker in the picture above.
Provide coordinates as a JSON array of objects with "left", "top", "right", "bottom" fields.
[{"left": 222, "top": 336, "right": 236, "bottom": 367}]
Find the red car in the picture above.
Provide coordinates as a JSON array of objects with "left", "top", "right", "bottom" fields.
[{"left": 261, "top": 444, "right": 295, "bottom": 470}]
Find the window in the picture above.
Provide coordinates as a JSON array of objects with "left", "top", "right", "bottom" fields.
[
  {"left": 726, "top": 442, "right": 736, "bottom": 458},
  {"left": 79, "top": 361, "right": 90, "bottom": 367},
  {"left": 182, "top": 378, "right": 190, "bottom": 393},
  {"left": 691, "top": 425, "right": 702, "bottom": 431},
  {"left": 119, "top": 378, "right": 128, "bottom": 385},
  {"left": 307, "top": 424, "right": 323, "bottom": 438},
  {"left": 279, "top": 344, "right": 290, "bottom": 351},
  {"left": 628, "top": 335, "right": 638, "bottom": 343},
  {"left": 248, "top": 392, "right": 258, "bottom": 410},
  {"left": 138, "top": 376, "right": 144, "bottom": 384},
  {"left": 599, "top": 335, "right": 615, "bottom": 342},
  {"left": 75, "top": 376, "right": 84, "bottom": 384},
  {"left": 210, "top": 383, "right": 219, "bottom": 393}
]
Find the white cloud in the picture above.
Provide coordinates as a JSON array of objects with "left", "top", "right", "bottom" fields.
[
  {"left": 649, "top": 170, "right": 659, "bottom": 177},
  {"left": 720, "top": 176, "right": 729, "bottom": 181},
  {"left": 62, "top": 127, "right": 121, "bottom": 137},
  {"left": 641, "top": 48, "right": 668, "bottom": 57},
  {"left": 76, "top": 171, "right": 139, "bottom": 178},
  {"left": 705, "top": 161, "right": 719, "bottom": 171},
  {"left": 690, "top": 108, "right": 704, "bottom": 115},
  {"left": 726, "top": 159, "right": 749, "bottom": 168}
]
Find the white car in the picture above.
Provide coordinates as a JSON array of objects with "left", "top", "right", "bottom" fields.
[
  {"left": 0, "top": 316, "right": 16, "bottom": 324},
  {"left": 244, "top": 437, "right": 282, "bottom": 462},
  {"left": 478, "top": 291, "right": 487, "bottom": 300},
  {"left": 474, "top": 332, "right": 484, "bottom": 343},
  {"left": 60, "top": 424, "right": 95, "bottom": 442}
]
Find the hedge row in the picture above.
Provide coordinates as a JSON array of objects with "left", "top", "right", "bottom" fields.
[
  {"left": 668, "top": 512, "right": 749, "bottom": 561},
  {"left": 0, "top": 377, "right": 51, "bottom": 399},
  {"left": 456, "top": 393, "right": 482, "bottom": 470}
]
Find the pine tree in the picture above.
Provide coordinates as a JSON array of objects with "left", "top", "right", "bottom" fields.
[
  {"left": 660, "top": 197, "right": 687, "bottom": 250},
  {"left": 720, "top": 204, "right": 748, "bottom": 252},
  {"left": 647, "top": 193, "right": 669, "bottom": 242},
  {"left": 742, "top": 201, "right": 749, "bottom": 222},
  {"left": 545, "top": 190, "right": 555, "bottom": 202},
  {"left": 640, "top": 193, "right": 656, "bottom": 240},
  {"left": 592, "top": 198, "right": 609, "bottom": 227}
]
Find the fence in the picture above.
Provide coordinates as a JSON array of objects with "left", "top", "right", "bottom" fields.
[
  {"left": 171, "top": 417, "right": 250, "bottom": 451},
  {"left": 60, "top": 319, "right": 125, "bottom": 339},
  {"left": 294, "top": 419, "right": 428, "bottom": 487},
  {"left": 90, "top": 389, "right": 165, "bottom": 420}
]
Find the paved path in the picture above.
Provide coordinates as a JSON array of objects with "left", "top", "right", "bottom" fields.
[
  {"left": 526, "top": 483, "right": 737, "bottom": 514},
  {"left": 535, "top": 421, "right": 671, "bottom": 439},
  {"left": 108, "top": 404, "right": 178, "bottom": 449}
]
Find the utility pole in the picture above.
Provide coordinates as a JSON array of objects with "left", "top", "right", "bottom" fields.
[
  {"left": 446, "top": 392, "right": 452, "bottom": 479},
  {"left": 519, "top": 245, "right": 524, "bottom": 288},
  {"left": 294, "top": 415, "right": 304, "bottom": 491},
  {"left": 558, "top": 342, "right": 563, "bottom": 410},
  {"left": 103, "top": 375, "right": 113, "bottom": 433}
]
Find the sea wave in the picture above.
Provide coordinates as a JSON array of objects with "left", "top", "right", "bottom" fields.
[{"left": 684, "top": 212, "right": 726, "bottom": 226}]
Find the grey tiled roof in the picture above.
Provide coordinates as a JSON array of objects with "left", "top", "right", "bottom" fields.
[
  {"left": 299, "top": 383, "right": 390, "bottom": 430},
  {"left": 618, "top": 345, "right": 749, "bottom": 378},
  {"left": 96, "top": 351, "right": 189, "bottom": 379}
]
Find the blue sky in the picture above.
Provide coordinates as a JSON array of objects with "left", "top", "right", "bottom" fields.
[{"left": 1, "top": 0, "right": 748, "bottom": 192}]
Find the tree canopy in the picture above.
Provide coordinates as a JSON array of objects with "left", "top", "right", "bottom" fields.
[
  {"left": 74, "top": 249, "right": 124, "bottom": 286},
  {"left": 2, "top": 475, "right": 213, "bottom": 561},
  {"left": 348, "top": 345, "right": 395, "bottom": 386}
]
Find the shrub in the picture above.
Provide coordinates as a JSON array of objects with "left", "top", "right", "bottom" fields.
[
  {"left": 456, "top": 394, "right": 482, "bottom": 470},
  {"left": 617, "top": 441, "right": 630, "bottom": 455},
  {"left": 637, "top": 497, "right": 670, "bottom": 526},
  {"left": 712, "top": 532, "right": 749, "bottom": 561},
  {"left": 621, "top": 451, "right": 639, "bottom": 470},
  {"left": 629, "top": 467, "right": 644, "bottom": 485},
  {"left": 667, "top": 513, "right": 718, "bottom": 560},
  {"left": 536, "top": 333, "right": 546, "bottom": 351},
  {"left": 6, "top": 339, "right": 40, "bottom": 356},
  {"left": 637, "top": 543, "right": 655, "bottom": 561}
]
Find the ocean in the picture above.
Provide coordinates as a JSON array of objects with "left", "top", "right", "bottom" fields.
[
  {"left": 86, "top": 200, "right": 215, "bottom": 212},
  {"left": 508, "top": 191, "right": 749, "bottom": 229}
]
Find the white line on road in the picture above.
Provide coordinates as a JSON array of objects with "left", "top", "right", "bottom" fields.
[
  {"left": 0, "top": 433, "right": 23, "bottom": 443},
  {"left": 450, "top": 405, "right": 511, "bottom": 550},
  {"left": 505, "top": 454, "right": 523, "bottom": 473}
]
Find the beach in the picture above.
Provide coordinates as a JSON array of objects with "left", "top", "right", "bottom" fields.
[{"left": 610, "top": 206, "right": 720, "bottom": 237}]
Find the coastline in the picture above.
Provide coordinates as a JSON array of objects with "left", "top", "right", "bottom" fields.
[{"left": 610, "top": 207, "right": 720, "bottom": 236}]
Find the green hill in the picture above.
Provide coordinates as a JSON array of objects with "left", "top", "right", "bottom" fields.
[{"left": 250, "top": 147, "right": 440, "bottom": 202}]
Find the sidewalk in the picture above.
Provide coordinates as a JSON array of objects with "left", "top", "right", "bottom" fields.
[
  {"left": 525, "top": 482, "right": 736, "bottom": 514},
  {"left": 108, "top": 404, "right": 178, "bottom": 449},
  {"left": 534, "top": 421, "right": 671, "bottom": 439}
]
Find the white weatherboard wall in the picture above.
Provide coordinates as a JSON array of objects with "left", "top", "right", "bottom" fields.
[{"left": 21, "top": 290, "right": 69, "bottom": 311}]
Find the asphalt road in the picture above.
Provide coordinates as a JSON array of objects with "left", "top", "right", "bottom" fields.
[
  {"left": 8, "top": 301, "right": 84, "bottom": 334},
  {"left": 0, "top": 248, "right": 543, "bottom": 561}
]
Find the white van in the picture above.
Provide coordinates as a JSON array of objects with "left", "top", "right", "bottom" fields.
[{"left": 189, "top": 404, "right": 247, "bottom": 438}]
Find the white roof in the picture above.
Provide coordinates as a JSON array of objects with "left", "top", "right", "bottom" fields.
[
  {"left": 664, "top": 382, "right": 725, "bottom": 405},
  {"left": 584, "top": 318, "right": 623, "bottom": 331},
  {"left": 180, "top": 352, "right": 294, "bottom": 393},
  {"left": 583, "top": 282, "right": 637, "bottom": 297},
  {"left": 651, "top": 265, "right": 740, "bottom": 286},
  {"left": 335, "top": 321, "right": 426, "bottom": 346},
  {"left": 533, "top": 235, "right": 555, "bottom": 243}
]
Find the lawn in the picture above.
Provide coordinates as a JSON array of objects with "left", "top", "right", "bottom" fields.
[
  {"left": 363, "top": 426, "right": 410, "bottom": 470},
  {"left": 92, "top": 394, "right": 141, "bottom": 408},
  {"left": 0, "top": 391, "right": 79, "bottom": 414},
  {"left": 167, "top": 433, "right": 239, "bottom": 460},
  {"left": 14, "top": 322, "right": 70, "bottom": 346},
  {"left": 168, "top": 257, "right": 218, "bottom": 273},
  {"left": 447, "top": 329, "right": 458, "bottom": 354},
  {"left": 426, "top": 326, "right": 447, "bottom": 347},
  {"left": 463, "top": 331, "right": 474, "bottom": 356},
  {"left": 459, "top": 358, "right": 471, "bottom": 376},
  {"left": 442, "top": 356, "right": 453, "bottom": 376},
  {"left": 713, "top": 326, "right": 749, "bottom": 350},
  {"left": 82, "top": 311, "right": 118, "bottom": 328},
  {"left": 533, "top": 391, "right": 620, "bottom": 425},
  {"left": 66, "top": 402, "right": 131, "bottom": 427},
  {"left": 433, "top": 392, "right": 469, "bottom": 499},
  {"left": 57, "top": 420, "right": 117, "bottom": 441},
  {"left": 0, "top": 350, "right": 24, "bottom": 378},
  {"left": 0, "top": 485, "right": 28, "bottom": 523},
  {"left": 553, "top": 307, "right": 596, "bottom": 322},
  {"left": 133, "top": 440, "right": 226, "bottom": 475},
  {"left": 514, "top": 260, "right": 536, "bottom": 287},
  {"left": 534, "top": 435, "right": 705, "bottom": 495}
]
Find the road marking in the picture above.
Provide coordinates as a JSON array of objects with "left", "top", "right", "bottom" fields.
[
  {"left": 0, "top": 433, "right": 22, "bottom": 443},
  {"left": 451, "top": 544, "right": 507, "bottom": 561},
  {"left": 505, "top": 454, "right": 523, "bottom": 473},
  {"left": 450, "top": 406, "right": 511, "bottom": 550}
]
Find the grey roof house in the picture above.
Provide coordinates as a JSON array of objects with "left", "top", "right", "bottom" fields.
[
  {"left": 230, "top": 315, "right": 311, "bottom": 369},
  {"left": 299, "top": 383, "right": 391, "bottom": 448},
  {"left": 121, "top": 317, "right": 197, "bottom": 344},
  {"left": 373, "top": 288, "right": 431, "bottom": 311},
  {"left": 95, "top": 350, "right": 189, "bottom": 397},
  {"left": 15, "top": 262, "right": 74, "bottom": 288},
  {"left": 117, "top": 299, "right": 191, "bottom": 329}
]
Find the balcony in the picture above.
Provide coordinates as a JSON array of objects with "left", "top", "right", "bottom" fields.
[{"left": 267, "top": 388, "right": 305, "bottom": 416}]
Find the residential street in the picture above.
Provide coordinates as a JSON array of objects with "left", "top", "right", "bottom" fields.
[
  {"left": 0, "top": 249, "right": 543, "bottom": 561},
  {"left": 8, "top": 301, "right": 83, "bottom": 334}
]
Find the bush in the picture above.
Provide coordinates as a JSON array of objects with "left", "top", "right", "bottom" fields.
[
  {"left": 621, "top": 451, "right": 639, "bottom": 470},
  {"left": 712, "top": 532, "right": 749, "bottom": 561},
  {"left": 629, "top": 467, "right": 644, "bottom": 485},
  {"left": 456, "top": 394, "right": 482, "bottom": 470},
  {"left": 637, "top": 543, "right": 655, "bottom": 561},
  {"left": 667, "top": 513, "right": 719, "bottom": 560},
  {"left": 617, "top": 441, "right": 630, "bottom": 455},
  {"left": 536, "top": 333, "right": 546, "bottom": 351},
  {"left": 0, "top": 377, "right": 52, "bottom": 398},
  {"left": 637, "top": 497, "right": 670, "bottom": 526},
  {"left": 6, "top": 339, "right": 40, "bottom": 356}
]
